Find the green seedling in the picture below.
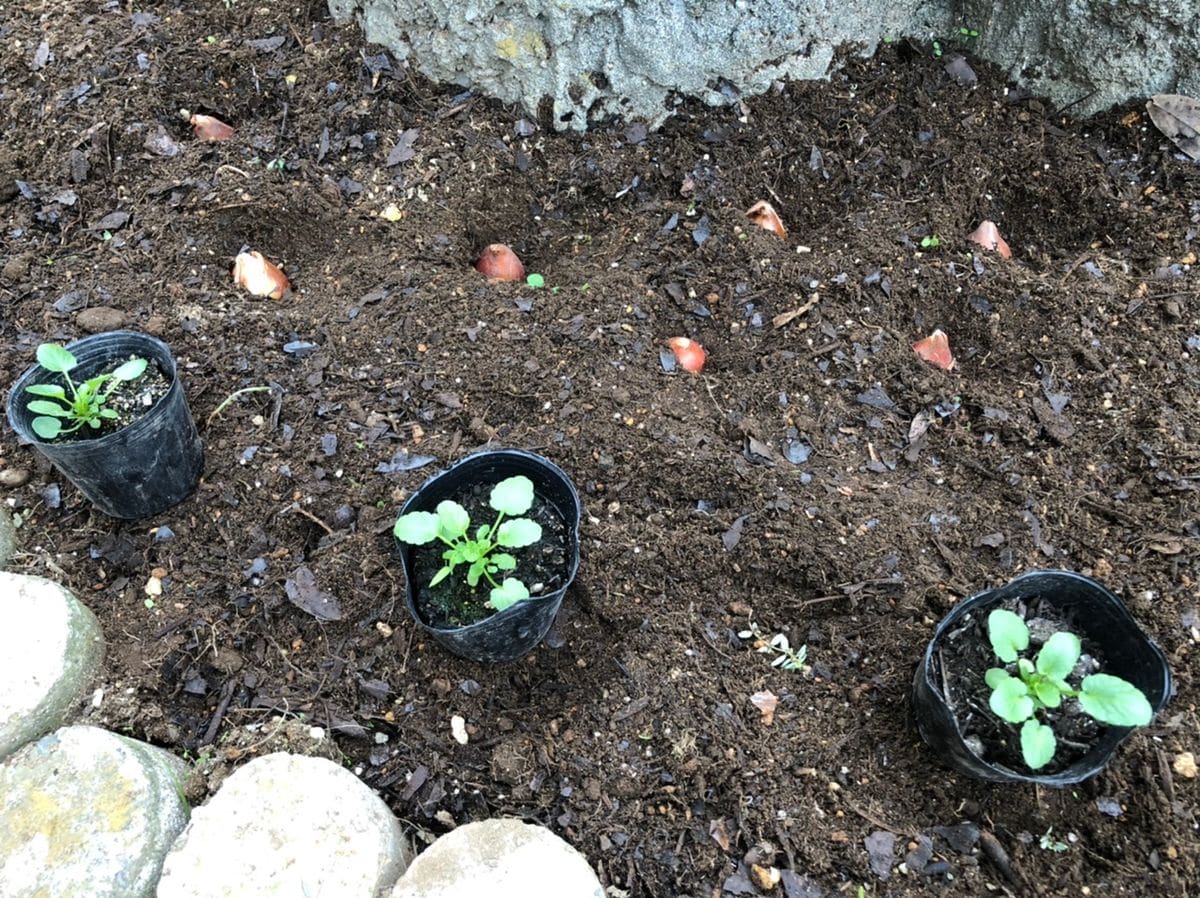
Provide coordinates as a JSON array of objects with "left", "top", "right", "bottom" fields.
[
  {"left": 525, "top": 273, "right": 545, "bottom": 289},
  {"left": 985, "top": 608, "right": 1152, "bottom": 770},
  {"left": 920, "top": 234, "right": 942, "bottom": 249},
  {"left": 1039, "top": 828, "right": 1068, "bottom": 852},
  {"left": 25, "top": 343, "right": 148, "bottom": 440},
  {"left": 959, "top": 27, "right": 980, "bottom": 39},
  {"left": 739, "top": 621, "right": 808, "bottom": 672},
  {"left": 393, "top": 475, "right": 543, "bottom": 611}
]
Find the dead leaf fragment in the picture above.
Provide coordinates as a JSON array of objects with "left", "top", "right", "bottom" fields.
[
  {"left": 967, "top": 220, "right": 1012, "bottom": 258},
  {"left": 750, "top": 690, "right": 778, "bottom": 725},
  {"left": 772, "top": 294, "right": 818, "bottom": 329},
  {"left": 709, "top": 818, "right": 731, "bottom": 851},
  {"left": 284, "top": 565, "right": 343, "bottom": 621},
  {"left": 190, "top": 113, "right": 235, "bottom": 142},
  {"left": 746, "top": 200, "right": 787, "bottom": 238},
  {"left": 912, "top": 329, "right": 956, "bottom": 370},
  {"left": 1146, "top": 94, "right": 1200, "bottom": 162}
]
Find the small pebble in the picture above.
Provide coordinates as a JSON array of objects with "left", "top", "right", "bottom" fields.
[
  {"left": 0, "top": 468, "right": 31, "bottom": 487},
  {"left": 76, "top": 306, "right": 129, "bottom": 333},
  {"left": 1173, "top": 751, "right": 1196, "bottom": 779}
]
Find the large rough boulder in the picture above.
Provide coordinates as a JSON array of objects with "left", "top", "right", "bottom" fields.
[
  {"left": 0, "top": 572, "right": 104, "bottom": 760},
  {"left": 158, "top": 753, "right": 414, "bottom": 898},
  {"left": 962, "top": 0, "right": 1200, "bottom": 116},
  {"left": 389, "top": 819, "right": 602, "bottom": 898},
  {"left": 328, "top": 0, "right": 943, "bottom": 129},
  {"left": 328, "top": 0, "right": 1200, "bottom": 128},
  {"left": 0, "top": 726, "right": 190, "bottom": 898}
]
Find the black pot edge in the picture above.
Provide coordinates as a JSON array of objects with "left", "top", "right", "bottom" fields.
[
  {"left": 6, "top": 330, "right": 181, "bottom": 450},
  {"left": 397, "top": 448, "right": 582, "bottom": 638},
  {"left": 914, "top": 569, "right": 1173, "bottom": 784}
]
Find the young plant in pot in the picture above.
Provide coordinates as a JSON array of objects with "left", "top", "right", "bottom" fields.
[
  {"left": 392, "top": 449, "right": 581, "bottom": 663},
  {"left": 913, "top": 570, "right": 1171, "bottom": 784},
  {"left": 5, "top": 331, "right": 204, "bottom": 519}
]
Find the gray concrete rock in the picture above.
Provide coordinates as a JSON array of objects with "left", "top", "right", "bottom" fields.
[
  {"left": 389, "top": 819, "right": 603, "bottom": 898},
  {"left": 158, "top": 752, "right": 413, "bottom": 898},
  {"left": 0, "top": 572, "right": 104, "bottom": 759},
  {"left": 0, "top": 725, "right": 190, "bottom": 898},
  {"left": 329, "top": 0, "right": 943, "bottom": 131},
  {"left": 962, "top": 0, "right": 1200, "bottom": 118},
  {"left": 0, "top": 504, "right": 15, "bottom": 568},
  {"left": 329, "top": 1, "right": 1200, "bottom": 129}
]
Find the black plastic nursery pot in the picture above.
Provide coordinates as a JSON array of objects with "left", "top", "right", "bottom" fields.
[
  {"left": 912, "top": 570, "right": 1172, "bottom": 784},
  {"left": 5, "top": 330, "right": 204, "bottom": 520},
  {"left": 397, "top": 449, "right": 582, "bottom": 663}
]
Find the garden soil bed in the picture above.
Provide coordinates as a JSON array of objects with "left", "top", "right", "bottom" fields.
[{"left": 1, "top": 3, "right": 1197, "bottom": 896}]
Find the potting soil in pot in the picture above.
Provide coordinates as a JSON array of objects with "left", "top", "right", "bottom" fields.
[{"left": 407, "top": 481, "right": 570, "bottom": 629}]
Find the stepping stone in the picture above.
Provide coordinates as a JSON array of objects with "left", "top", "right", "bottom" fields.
[
  {"left": 0, "top": 725, "right": 190, "bottom": 898},
  {"left": 158, "top": 752, "right": 414, "bottom": 898},
  {"left": 0, "top": 572, "right": 104, "bottom": 759},
  {"left": 390, "top": 819, "right": 603, "bottom": 898},
  {"left": 0, "top": 505, "right": 15, "bottom": 568}
]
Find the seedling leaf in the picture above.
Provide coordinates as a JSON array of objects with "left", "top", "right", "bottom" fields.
[
  {"left": 393, "top": 510, "right": 440, "bottom": 544},
  {"left": 1078, "top": 674, "right": 1153, "bottom": 726},
  {"left": 36, "top": 343, "right": 76, "bottom": 373},
  {"left": 1021, "top": 719, "right": 1057, "bottom": 770},
  {"left": 490, "top": 475, "right": 534, "bottom": 515},
  {"left": 435, "top": 500, "right": 471, "bottom": 540},
  {"left": 984, "top": 667, "right": 1010, "bottom": 690},
  {"left": 110, "top": 357, "right": 149, "bottom": 381},
  {"left": 497, "top": 518, "right": 542, "bottom": 548},
  {"left": 491, "top": 553, "right": 517, "bottom": 571},
  {"left": 27, "top": 400, "right": 72, "bottom": 417},
  {"left": 989, "top": 674, "right": 1034, "bottom": 723},
  {"left": 24, "top": 384, "right": 66, "bottom": 399},
  {"left": 31, "top": 417, "right": 63, "bottom": 439},
  {"left": 987, "top": 608, "right": 1029, "bottom": 663},
  {"left": 489, "top": 577, "right": 530, "bottom": 611},
  {"left": 1036, "top": 631, "right": 1081, "bottom": 680}
]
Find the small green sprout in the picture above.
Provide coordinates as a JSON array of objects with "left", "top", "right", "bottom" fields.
[
  {"left": 525, "top": 273, "right": 545, "bottom": 289},
  {"left": 739, "top": 621, "right": 808, "bottom": 672},
  {"left": 393, "top": 475, "right": 543, "bottom": 611},
  {"left": 932, "top": 39, "right": 943, "bottom": 58},
  {"left": 1039, "top": 828, "right": 1068, "bottom": 852},
  {"left": 25, "top": 343, "right": 148, "bottom": 440},
  {"left": 920, "top": 234, "right": 942, "bottom": 249},
  {"left": 959, "top": 27, "right": 980, "bottom": 39},
  {"left": 985, "top": 608, "right": 1153, "bottom": 770}
]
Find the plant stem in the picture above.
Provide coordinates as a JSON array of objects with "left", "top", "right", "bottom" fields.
[{"left": 205, "top": 385, "right": 273, "bottom": 427}]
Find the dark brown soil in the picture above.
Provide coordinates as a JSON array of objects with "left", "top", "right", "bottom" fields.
[{"left": 1, "top": 4, "right": 1197, "bottom": 897}]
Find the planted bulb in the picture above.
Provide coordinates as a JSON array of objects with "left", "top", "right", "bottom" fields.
[
  {"left": 232, "top": 251, "right": 290, "bottom": 299},
  {"left": 474, "top": 244, "right": 525, "bottom": 282}
]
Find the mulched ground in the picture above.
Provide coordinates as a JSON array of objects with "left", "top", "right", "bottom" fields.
[{"left": 1, "top": 3, "right": 1197, "bottom": 896}]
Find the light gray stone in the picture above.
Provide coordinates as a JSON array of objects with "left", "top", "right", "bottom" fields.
[
  {"left": 0, "top": 725, "right": 190, "bottom": 898},
  {"left": 0, "top": 504, "right": 14, "bottom": 568},
  {"left": 389, "top": 819, "right": 603, "bottom": 898},
  {"left": 329, "top": 0, "right": 945, "bottom": 131},
  {"left": 329, "top": 1, "right": 1200, "bottom": 129},
  {"left": 157, "top": 752, "right": 413, "bottom": 898},
  {"left": 0, "top": 572, "right": 104, "bottom": 760},
  {"left": 963, "top": 0, "right": 1200, "bottom": 118}
]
